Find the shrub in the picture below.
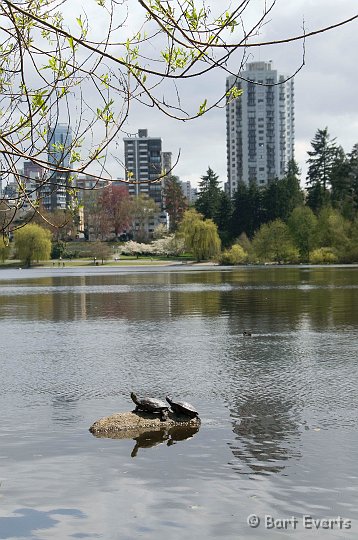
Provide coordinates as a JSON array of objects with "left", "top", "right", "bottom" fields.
[
  {"left": 310, "top": 247, "right": 338, "bottom": 264},
  {"left": 219, "top": 244, "right": 247, "bottom": 265}
]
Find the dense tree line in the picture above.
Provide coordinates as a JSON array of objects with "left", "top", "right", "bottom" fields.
[
  {"left": 194, "top": 129, "right": 358, "bottom": 263},
  {"left": 3, "top": 127, "right": 357, "bottom": 266}
]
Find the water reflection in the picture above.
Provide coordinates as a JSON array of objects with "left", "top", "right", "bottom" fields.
[
  {"left": 51, "top": 391, "right": 81, "bottom": 425},
  {"left": 0, "top": 267, "right": 358, "bottom": 539},
  {"left": 228, "top": 396, "right": 301, "bottom": 476},
  {"left": 0, "top": 508, "right": 86, "bottom": 540},
  {"left": 91, "top": 424, "right": 200, "bottom": 458},
  {"left": 0, "top": 267, "right": 357, "bottom": 329}
]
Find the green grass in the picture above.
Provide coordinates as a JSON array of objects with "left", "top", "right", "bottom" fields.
[{"left": 0, "top": 255, "right": 195, "bottom": 269}]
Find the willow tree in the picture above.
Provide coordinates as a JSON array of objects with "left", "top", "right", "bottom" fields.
[
  {"left": 179, "top": 208, "right": 220, "bottom": 261},
  {"left": 0, "top": 1, "right": 357, "bottom": 232},
  {"left": 14, "top": 224, "right": 52, "bottom": 266}
]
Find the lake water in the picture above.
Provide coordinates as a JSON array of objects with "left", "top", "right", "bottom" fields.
[{"left": 0, "top": 265, "right": 357, "bottom": 539}]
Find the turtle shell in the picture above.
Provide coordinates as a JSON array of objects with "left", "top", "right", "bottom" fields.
[
  {"left": 166, "top": 396, "right": 198, "bottom": 418},
  {"left": 139, "top": 397, "right": 168, "bottom": 412}
]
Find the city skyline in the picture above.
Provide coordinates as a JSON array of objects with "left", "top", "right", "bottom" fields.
[{"left": 115, "top": 0, "right": 357, "bottom": 189}]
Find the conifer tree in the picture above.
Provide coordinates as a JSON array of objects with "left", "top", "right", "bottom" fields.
[
  {"left": 306, "top": 128, "right": 338, "bottom": 212},
  {"left": 195, "top": 167, "right": 222, "bottom": 222}
]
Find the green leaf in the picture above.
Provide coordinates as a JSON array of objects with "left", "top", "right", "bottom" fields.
[{"left": 198, "top": 99, "right": 207, "bottom": 116}]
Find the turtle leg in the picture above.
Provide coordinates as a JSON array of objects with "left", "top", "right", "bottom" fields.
[{"left": 132, "top": 405, "right": 140, "bottom": 413}]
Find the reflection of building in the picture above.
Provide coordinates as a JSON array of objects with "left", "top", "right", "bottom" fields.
[
  {"left": 228, "top": 396, "right": 299, "bottom": 476},
  {"left": 226, "top": 61, "right": 295, "bottom": 195},
  {"left": 47, "top": 124, "right": 73, "bottom": 211}
]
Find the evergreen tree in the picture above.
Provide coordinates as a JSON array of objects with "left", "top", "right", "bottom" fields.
[
  {"left": 284, "top": 159, "right": 304, "bottom": 214},
  {"left": 306, "top": 128, "right": 338, "bottom": 212},
  {"left": 231, "top": 182, "right": 264, "bottom": 239},
  {"left": 195, "top": 167, "right": 222, "bottom": 221},
  {"left": 347, "top": 143, "right": 358, "bottom": 218},
  {"left": 264, "top": 160, "right": 304, "bottom": 223},
  {"left": 215, "top": 191, "right": 233, "bottom": 247},
  {"left": 330, "top": 146, "right": 356, "bottom": 219}
]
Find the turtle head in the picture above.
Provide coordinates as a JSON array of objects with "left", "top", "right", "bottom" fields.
[
  {"left": 166, "top": 396, "right": 173, "bottom": 405},
  {"left": 131, "top": 392, "right": 138, "bottom": 404}
]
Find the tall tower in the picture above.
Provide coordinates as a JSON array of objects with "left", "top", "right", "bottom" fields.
[
  {"left": 226, "top": 61, "right": 295, "bottom": 196},
  {"left": 123, "top": 129, "right": 163, "bottom": 206},
  {"left": 47, "top": 124, "right": 72, "bottom": 210}
]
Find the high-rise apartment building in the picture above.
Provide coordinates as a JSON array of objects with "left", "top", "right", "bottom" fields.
[
  {"left": 180, "top": 180, "right": 198, "bottom": 204},
  {"left": 21, "top": 161, "right": 44, "bottom": 211},
  {"left": 162, "top": 152, "right": 172, "bottom": 177},
  {"left": 47, "top": 124, "right": 72, "bottom": 210},
  {"left": 123, "top": 129, "right": 163, "bottom": 206},
  {"left": 226, "top": 61, "right": 295, "bottom": 195}
]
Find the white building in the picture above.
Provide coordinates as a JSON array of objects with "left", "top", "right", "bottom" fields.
[
  {"left": 180, "top": 180, "right": 197, "bottom": 203},
  {"left": 226, "top": 61, "right": 295, "bottom": 195}
]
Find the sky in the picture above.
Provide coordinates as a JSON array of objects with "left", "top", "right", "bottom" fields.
[
  {"left": 115, "top": 0, "right": 358, "bottom": 188},
  {"left": 5, "top": 1, "right": 357, "bottom": 190}
]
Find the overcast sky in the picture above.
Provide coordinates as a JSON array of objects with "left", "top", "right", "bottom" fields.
[{"left": 116, "top": 0, "right": 358, "bottom": 188}]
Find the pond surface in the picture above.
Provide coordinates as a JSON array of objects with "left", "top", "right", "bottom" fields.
[{"left": 0, "top": 265, "right": 357, "bottom": 539}]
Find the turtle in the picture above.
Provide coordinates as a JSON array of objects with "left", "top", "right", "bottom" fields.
[
  {"left": 130, "top": 392, "right": 169, "bottom": 421},
  {"left": 243, "top": 330, "right": 252, "bottom": 336},
  {"left": 166, "top": 396, "right": 199, "bottom": 419}
]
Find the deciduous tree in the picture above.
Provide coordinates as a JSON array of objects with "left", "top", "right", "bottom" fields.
[
  {"left": 131, "top": 195, "right": 158, "bottom": 242},
  {"left": 163, "top": 177, "right": 188, "bottom": 232},
  {"left": 178, "top": 209, "right": 221, "bottom": 261},
  {"left": 251, "top": 220, "right": 298, "bottom": 263},
  {"left": 14, "top": 224, "right": 52, "bottom": 267},
  {"left": 287, "top": 206, "right": 318, "bottom": 261},
  {"left": 0, "top": 237, "right": 10, "bottom": 263},
  {"left": 98, "top": 184, "right": 132, "bottom": 238}
]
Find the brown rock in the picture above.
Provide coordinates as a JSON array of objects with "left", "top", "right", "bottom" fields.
[{"left": 89, "top": 410, "right": 200, "bottom": 438}]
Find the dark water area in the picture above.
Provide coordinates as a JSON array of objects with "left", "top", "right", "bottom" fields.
[{"left": 0, "top": 265, "right": 357, "bottom": 539}]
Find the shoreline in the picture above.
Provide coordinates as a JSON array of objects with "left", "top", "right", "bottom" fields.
[{"left": 0, "top": 262, "right": 357, "bottom": 282}]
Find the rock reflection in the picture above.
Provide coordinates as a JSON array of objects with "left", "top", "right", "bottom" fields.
[
  {"left": 91, "top": 424, "right": 200, "bottom": 457},
  {"left": 228, "top": 397, "right": 301, "bottom": 476}
]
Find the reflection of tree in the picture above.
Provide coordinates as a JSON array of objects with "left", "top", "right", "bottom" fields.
[
  {"left": 1, "top": 268, "right": 357, "bottom": 329},
  {"left": 221, "top": 267, "right": 358, "bottom": 332},
  {"left": 227, "top": 396, "right": 301, "bottom": 476}
]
